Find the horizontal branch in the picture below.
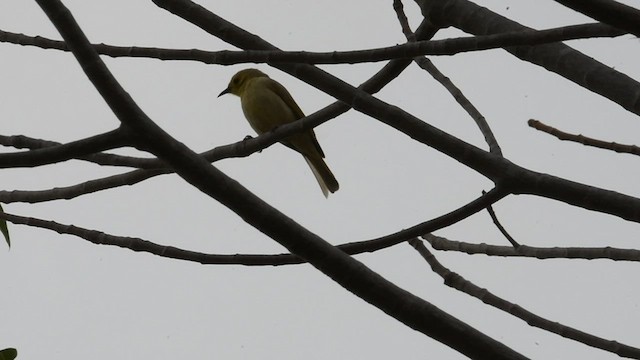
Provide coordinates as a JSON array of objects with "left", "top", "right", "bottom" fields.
[
  {"left": 409, "top": 238, "right": 640, "bottom": 358},
  {"left": 0, "top": 168, "right": 167, "bottom": 203},
  {"left": 0, "top": 23, "right": 624, "bottom": 65},
  {"left": 425, "top": 234, "right": 640, "bottom": 262},
  {"left": 528, "top": 119, "right": 640, "bottom": 156},
  {"left": 0, "top": 133, "right": 161, "bottom": 168},
  {"left": 0, "top": 128, "right": 130, "bottom": 168}
]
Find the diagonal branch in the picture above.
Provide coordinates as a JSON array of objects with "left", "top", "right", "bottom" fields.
[
  {"left": 482, "top": 191, "right": 519, "bottom": 247},
  {"left": 553, "top": 0, "right": 640, "bottom": 37},
  {"left": 409, "top": 238, "right": 640, "bottom": 359}
]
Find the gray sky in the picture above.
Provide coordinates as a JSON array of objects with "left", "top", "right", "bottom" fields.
[{"left": 1, "top": 1, "right": 639, "bottom": 359}]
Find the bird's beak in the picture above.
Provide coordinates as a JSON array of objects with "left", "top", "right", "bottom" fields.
[{"left": 218, "top": 87, "right": 231, "bottom": 97}]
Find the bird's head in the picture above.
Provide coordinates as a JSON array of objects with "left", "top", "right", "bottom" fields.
[{"left": 218, "top": 68, "right": 268, "bottom": 97}]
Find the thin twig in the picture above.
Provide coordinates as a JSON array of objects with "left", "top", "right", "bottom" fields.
[
  {"left": 0, "top": 128, "right": 130, "bottom": 168},
  {"left": 393, "top": 0, "right": 503, "bottom": 155},
  {"left": 529, "top": 119, "right": 640, "bottom": 156},
  {"left": 424, "top": 234, "right": 640, "bottom": 262},
  {"left": 414, "top": 58, "right": 503, "bottom": 155},
  {"left": 482, "top": 190, "right": 519, "bottom": 247},
  {"left": 393, "top": 0, "right": 416, "bottom": 41},
  {"left": 408, "top": 238, "right": 640, "bottom": 359}
]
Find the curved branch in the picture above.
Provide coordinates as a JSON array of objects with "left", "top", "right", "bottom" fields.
[{"left": 0, "top": 189, "right": 506, "bottom": 266}]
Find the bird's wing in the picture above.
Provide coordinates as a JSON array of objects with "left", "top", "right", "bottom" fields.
[
  {"left": 265, "top": 79, "right": 305, "bottom": 120},
  {"left": 265, "top": 79, "right": 326, "bottom": 158}
]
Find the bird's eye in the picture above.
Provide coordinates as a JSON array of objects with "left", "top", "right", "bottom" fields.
[{"left": 232, "top": 78, "right": 240, "bottom": 85}]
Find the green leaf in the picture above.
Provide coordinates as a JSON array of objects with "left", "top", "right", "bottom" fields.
[
  {"left": 0, "top": 204, "right": 9, "bottom": 248},
  {"left": 0, "top": 348, "right": 17, "bottom": 360}
]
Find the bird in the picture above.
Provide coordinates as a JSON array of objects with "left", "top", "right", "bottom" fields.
[{"left": 219, "top": 68, "right": 339, "bottom": 197}]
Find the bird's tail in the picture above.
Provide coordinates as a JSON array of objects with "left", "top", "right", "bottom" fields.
[{"left": 304, "top": 155, "right": 339, "bottom": 198}]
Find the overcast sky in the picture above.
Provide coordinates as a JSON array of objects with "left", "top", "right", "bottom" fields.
[{"left": 1, "top": 1, "right": 639, "bottom": 359}]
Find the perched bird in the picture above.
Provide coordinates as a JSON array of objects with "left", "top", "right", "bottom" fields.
[{"left": 219, "top": 69, "right": 339, "bottom": 197}]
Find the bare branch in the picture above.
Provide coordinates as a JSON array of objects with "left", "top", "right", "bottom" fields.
[
  {"left": 529, "top": 119, "right": 640, "bottom": 156},
  {"left": 0, "top": 133, "right": 161, "bottom": 168},
  {"left": 415, "top": 57, "right": 503, "bottom": 155},
  {"left": 393, "top": 0, "right": 416, "bottom": 41},
  {"left": 0, "top": 23, "right": 625, "bottom": 65},
  {"left": 482, "top": 190, "right": 519, "bottom": 247},
  {"left": 409, "top": 238, "right": 640, "bottom": 358},
  {"left": 553, "top": 0, "right": 640, "bottom": 37},
  {"left": 394, "top": 0, "right": 503, "bottom": 155},
  {"left": 0, "top": 210, "right": 303, "bottom": 266},
  {"left": 0, "top": 168, "right": 167, "bottom": 204},
  {"left": 424, "top": 234, "right": 640, "bottom": 262},
  {"left": 331, "top": 187, "right": 508, "bottom": 255},
  {"left": 0, "top": 128, "right": 130, "bottom": 168},
  {"left": 415, "top": 0, "right": 640, "bottom": 117}
]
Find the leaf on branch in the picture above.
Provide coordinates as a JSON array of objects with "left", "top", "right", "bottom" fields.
[
  {"left": 0, "top": 204, "right": 10, "bottom": 248},
  {"left": 0, "top": 348, "right": 17, "bottom": 360}
]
